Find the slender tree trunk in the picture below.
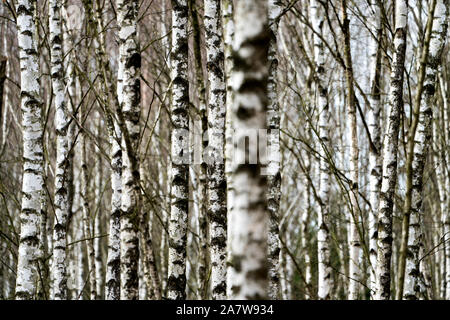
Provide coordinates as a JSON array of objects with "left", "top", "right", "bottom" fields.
[
  {"left": 49, "top": 0, "right": 69, "bottom": 300},
  {"left": 403, "top": 0, "right": 448, "bottom": 300},
  {"left": 15, "top": 0, "right": 45, "bottom": 300},
  {"left": 189, "top": 0, "right": 209, "bottom": 299},
  {"left": 167, "top": 0, "right": 189, "bottom": 300},
  {"left": 340, "top": 0, "right": 361, "bottom": 300},
  {"left": 367, "top": 0, "right": 383, "bottom": 297},
  {"left": 311, "top": 0, "right": 333, "bottom": 300},
  {"left": 105, "top": 121, "right": 122, "bottom": 300},
  {"left": 94, "top": 116, "right": 104, "bottom": 298},
  {"left": 267, "top": 0, "right": 281, "bottom": 300},
  {"left": 222, "top": 0, "right": 235, "bottom": 300},
  {"left": 375, "top": 0, "right": 408, "bottom": 300},
  {"left": 227, "top": 0, "right": 270, "bottom": 300},
  {"left": 204, "top": 0, "right": 227, "bottom": 300},
  {"left": 117, "top": 0, "right": 141, "bottom": 300}
]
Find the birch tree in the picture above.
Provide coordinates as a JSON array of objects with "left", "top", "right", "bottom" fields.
[
  {"left": 403, "top": 0, "right": 448, "bottom": 300},
  {"left": 367, "top": 0, "right": 383, "bottom": 295},
  {"left": 106, "top": 122, "right": 122, "bottom": 300},
  {"left": 204, "top": 0, "right": 227, "bottom": 300},
  {"left": 267, "top": 0, "right": 282, "bottom": 300},
  {"left": 375, "top": 0, "right": 408, "bottom": 300},
  {"left": 310, "top": 0, "right": 333, "bottom": 300},
  {"left": 167, "top": 0, "right": 189, "bottom": 300},
  {"left": 189, "top": 0, "right": 209, "bottom": 299},
  {"left": 227, "top": 0, "right": 270, "bottom": 300},
  {"left": 49, "top": 0, "right": 69, "bottom": 300},
  {"left": 117, "top": 0, "right": 141, "bottom": 300},
  {"left": 14, "top": 0, "right": 45, "bottom": 300},
  {"left": 341, "top": 0, "right": 361, "bottom": 300}
]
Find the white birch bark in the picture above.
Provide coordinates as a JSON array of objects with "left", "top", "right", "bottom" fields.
[
  {"left": 117, "top": 0, "right": 141, "bottom": 300},
  {"left": 267, "top": 0, "right": 281, "bottom": 300},
  {"left": 94, "top": 116, "right": 104, "bottom": 298},
  {"left": 375, "top": 0, "right": 408, "bottom": 300},
  {"left": 310, "top": 0, "right": 333, "bottom": 300},
  {"left": 340, "top": 0, "right": 361, "bottom": 300},
  {"left": 167, "top": 0, "right": 189, "bottom": 300},
  {"left": 367, "top": 0, "right": 383, "bottom": 296},
  {"left": 204, "top": 0, "right": 227, "bottom": 300},
  {"left": 227, "top": 0, "right": 269, "bottom": 300},
  {"left": 189, "top": 0, "right": 209, "bottom": 298},
  {"left": 49, "top": 0, "right": 69, "bottom": 300},
  {"left": 15, "top": 0, "right": 45, "bottom": 300},
  {"left": 106, "top": 121, "right": 122, "bottom": 300},
  {"left": 222, "top": 0, "right": 235, "bottom": 299},
  {"left": 404, "top": 0, "right": 448, "bottom": 299}
]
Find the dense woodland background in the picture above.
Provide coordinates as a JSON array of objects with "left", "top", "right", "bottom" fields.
[{"left": 0, "top": 0, "right": 449, "bottom": 300}]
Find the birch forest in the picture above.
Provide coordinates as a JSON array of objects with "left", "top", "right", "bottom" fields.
[{"left": 0, "top": 0, "right": 449, "bottom": 301}]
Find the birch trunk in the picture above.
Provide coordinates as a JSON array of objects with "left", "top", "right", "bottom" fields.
[
  {"left": 15, "top": 0, "right": 45, "bottom": 300},
  {"left": 106, "top": 122, "right": 122, "bottom": 300},
  {"left": 167, "top": 0, "right": 189, "bottom": 300},
  {"left": 227, "top": 0, "right": 269, "bottom": 300},
  {"left": 189, "top": 0, "right": 209, "bottom": 298},
  {"left": 311, "top": 0, "right": 333, "bottom": 300},
  {"left": 49, "top": 0, "right": 69, "bottom": 300},
  {"left": 341, "top": 0, "right": 361, "bottom": 300},
  {"left": 117, "top": 0, "right": 141, "bottom": 300},
  {"left": 204, "top": 0, "right": 227, "bottom": 300},
  {"left": 375, "top": 0, "right": 408, "bottom": 300},
  {"left": 267, "top": 0, "right": 281, "bottom": 300},
  {"left": 403, "top": 0, "right": 448, "bottom": 300},
  {"left": 222, "top": 0, "right": 235, "bottom": 299},
  {"left": 367, "top": 0, "right": 383, "bottom": 296}
]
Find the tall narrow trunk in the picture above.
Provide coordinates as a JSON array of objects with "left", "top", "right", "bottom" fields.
[
  {"left": 167, "top": 0, "right": 189, "bottom": 300},
  {"left": 227, "top": 0, "right": 269, "bottom": 300},
  {"left": 367, "top": 0, "right": 383, "bottom": 296},
  {"left": 15, "top": 0, "right": 44, "bottom": 300},
  {"left": 117, "top": 0, "right": 141, "bottom": 300},
  {"left": 375, "top": 0, "right": 408, "bottom": 300},
  {"left": 189, "top": 0, "right": 209, "bottom": 299},
  {"left": 204, "top": 0, "right": 227, "bottom": 300},
  {"left": 403, "top": 0, "right": 448, "bottom": 300},
  {"left": 340, "top": 0, "right": 361, "bottom": 300},
  {"left": 105, "top": 122, "right": 122, "bottom": 300},
  {"left": 49, "top": 0, "right": 69, "bottom": 300},
  {"left": 94, "top": 116, "right": 104, "bottom": 298},
  {"left": 222, "top": 0, "right": 235, "bottom": 300},
  {"left": 311, "top": 0, "right": 333, "bottom": 300},
  {"left": 267, "top": 0, "right": 281, "bottom": 300}
]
